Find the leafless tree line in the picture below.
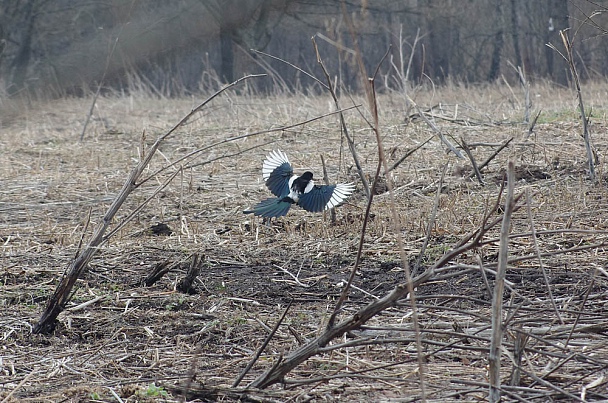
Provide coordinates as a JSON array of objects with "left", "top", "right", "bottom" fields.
[{"left": 1, "top": 0, "right": 607, "bottom": 97}]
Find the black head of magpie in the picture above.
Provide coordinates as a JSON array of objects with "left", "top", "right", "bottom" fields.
[{"left": 244, "top": 150, "right": 355, "bottom": 218}]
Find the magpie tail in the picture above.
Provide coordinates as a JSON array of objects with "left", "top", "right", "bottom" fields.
[{"left": 243, "top": 197, "right": 292, "bottom": 218}]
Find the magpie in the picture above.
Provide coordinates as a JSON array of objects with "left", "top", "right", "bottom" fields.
[{"left": 244, "top": 150, "right": 355, "bottom": 218}]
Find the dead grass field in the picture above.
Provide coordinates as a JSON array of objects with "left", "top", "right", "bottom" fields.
[{"left": 2, "top": 81, "right": 608, "bottom": 402}]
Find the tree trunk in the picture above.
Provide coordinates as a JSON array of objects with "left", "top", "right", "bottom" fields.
[
  {"left": 219, "top": 25, "right": 234, "bottom": 83},
  {"left": 545, "top": 0, "right": 569, "bottom": 85},
  {"left": 488, "top": 0, "right": 505, "bottom": 81},
  {"left": 510, "top": 0, "right": 522, "bottom": 68},
  {"left": 9, "top": 0, "right": 36, "bottom": 95}
]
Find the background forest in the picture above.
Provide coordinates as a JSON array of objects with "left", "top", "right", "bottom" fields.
[{"left": 2, "top": 0, "right": 608, "bottom": 98}]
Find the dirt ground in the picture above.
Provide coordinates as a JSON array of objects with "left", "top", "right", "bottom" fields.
[{"left": 2, "top": 81, "right": 608, "bottom": 402}]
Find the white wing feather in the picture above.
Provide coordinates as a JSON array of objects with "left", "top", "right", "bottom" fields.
[
  {"left": 262, "top": 150, "right": 290, "bottom": 180},
  {"left": 325, "top": 183, "right": 355, "bottom": 209}
]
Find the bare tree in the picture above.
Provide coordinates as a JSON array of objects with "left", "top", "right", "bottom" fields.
[
  {"left": 2, "top": 0, "right": 606, "bottom": 97},
  {"left": 488, "top": 0, "right": 505, "bottom": 81},
  {"left": 199, "top": 0, "right": 288, "bottom": 83},
  {"left": 510, "top": 0, "right": 523, "bottom": 68},
  {"left": 544, "top": 0, "right": 570, "bottom": 85}
]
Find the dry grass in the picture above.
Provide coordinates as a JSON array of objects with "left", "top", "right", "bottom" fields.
[{"left": 2, "top": 81, "right": 608, "bottom": 402}]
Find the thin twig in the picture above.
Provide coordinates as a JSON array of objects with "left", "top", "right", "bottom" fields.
[
  {"left": 1, "top": 368, "right": 37, "bottom": 403},
  {"left": 522, "top": 368, "right": 585, "bottom": 402},
  {"left": 326, "top": 44, "right": 390, "bottom": 327},
  {"left": 328, "top": 156, "right": 381, "bottom": 328},
  {"left": 80, "top": 1, "right": 136, "bottom": 141},
  {"left": 525, "top": 189, "right": 563, "bottom": 324},
  {"left": 508, "top": 61, "right": 531, "bottom": 124},
  {"left": 74, "top": 206, "right": 92, "bottom": 259},
  {"left": 460, "top": 136, "right": 485, "bottom": 185},
  {"left": 139, "top": 105, "right": 360, "bottom": 187},
  {"left": 416, "top": 164, "right": 447, "bottom": 273},
  {"left": 107, "top": 387, "right": 125, "bottom": 403},
  {"left": 251, "top": 49, "right": 330, "bottom": 90},
  {"left": 469, "top": 137, "right": 513, "bottom": 178},
  {"left": 388, "top": 135, "right": 434, "bottom": 173},
  {"left": 488, "top": 160, "right": 516, "bottom": 402},
  {"left": 180, "top": 343, "right": 204, "bottom": 403},
  {"left": 509, "top": 328, "right": 528, "bottom": 386},
  {"left": 103, "top": 168, "right": 182, "bottom": 242},
  {"left": 407, "top": 100, "right": 464, "bottom": 158},
  {"left": 548, "top": 30, "right": 595, "bottom": 180},
  {"left": 340, "top": 10, "right": 429, "bottom": 398},
  {"left": 273, "top": 264, "right": 310, "bottom": 288},
  {"left": 235, "top": 301, "right": 292, "bottom": 388},
  {"left": 320, "top": 154, "right": 337, "bottom": 224},
  {"left": 311, "top": 36, "right": 370, "bottom": 198},
  {"left": 527, "top": 110, "right": 542, "bottom": 139},
  {"left": 564, "top": 267, "right": 598, "bottom": 348},
  {"left": 475, "top": 255, "right": 493, "bottom": 300}
]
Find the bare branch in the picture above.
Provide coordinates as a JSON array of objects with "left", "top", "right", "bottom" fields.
[
  {"left": 33, "top": 74, "right": 264, "bottom": 334},
  {"left": 489, "top": 160, "right": 516, "bottom": 402},
  {"left": 235, "top": 302, "right": 292, "bottom": 388},
  {"left": 312, "top": 35, "right": 370, "bottom": 198}
]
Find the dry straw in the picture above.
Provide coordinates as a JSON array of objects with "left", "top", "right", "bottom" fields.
[{"left": 3, "top": 34, "right": 608, "bottom": 402}]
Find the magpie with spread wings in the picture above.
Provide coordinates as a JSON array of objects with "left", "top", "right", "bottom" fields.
[{"left": 244, "top": 150, "right": 355, "bottom": 218}]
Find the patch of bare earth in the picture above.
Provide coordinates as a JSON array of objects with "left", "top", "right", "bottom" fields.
[{"left": 2, "top": 83, "right": 608, "bottom": 401}]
